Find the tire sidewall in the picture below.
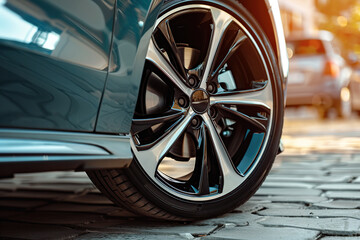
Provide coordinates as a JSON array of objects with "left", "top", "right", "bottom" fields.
[{"left": 126, "top": 0, "right": 284, "bottom": 219}]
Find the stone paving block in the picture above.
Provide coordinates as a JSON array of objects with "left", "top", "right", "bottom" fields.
[
  {"left": 325, "top": 191, "right": 360, "bottom": 200},
  {"left": 0, "top": 208, "right": 23, "bottom": 218},
  {"left": 109, "top": 224, "right": 218, "bottom": 236},
  {"left": 0, "top": 221, "right": 83, "bottom": 240},
  {"left": 257, "top": 209, "right": 360, "bottom": 220},
  {"left": 0, "top": 198, "right": 48, "bottom": 209},
  {"left": 250, "top": 195, "right": 328, "bottom": 204},
  {"left": 269, "top": 169, "right": 326, "bottom": 175},
  {"left": 204, "top": 226, "right": 320, "bottom": 240},
  {"left": 316, "top": 184, "right": 360, "bottom": 191},
  {"left": 197, "top": 213, "right": 263, "bottom": 226},
  {"left": 233, "top": 200, "right": 270, "bottom": 213},
  {"left": 321, "top": 237, "right": 360, "bottom": 240},
  {"left": 328, "top": 168, "right": 360, "bottom": 175},
  {"left": 63, "top": 193, "right": 114, "bottom": 205},
  {"left": 23, "top": 178, "right": 93, "bottom": 185},
  {"left": 261, "top": 181, "right": 315, "bottom": 189},
  {"left": 7, "top": 211, "right": 105, "bottom": 225},
  {"left": 76, "top": 232, "right": 188, "bottom": 240},
  {"left": 18, "top": 184, "right": 94, "bottom": 193},
  {"left": 36, "top": 202, "right": 124, "bottom": 215},
  {"left": 259, "top": 217, "right": 360, "bottom": 235},
  {"left": 261, "top": 203, "right": 306, "bottom": 210},
  {"left": 255, "top": 188, "right": 322, "bottom": 196},
  {"left": 313, "top": 200, "right": 360, "bottom": 209},
  {"left": 1, "top": 190, "right": 71, "bottom": 200},
  {"left": 0, "top": 183, "right": 18, "bottom": 191},
  {"left": 265, "top": 175, "right": 351, "bottom": 183}
]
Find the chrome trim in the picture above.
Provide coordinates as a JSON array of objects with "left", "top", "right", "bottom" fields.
[
  {"left": 0, "top": 129, "right": 133, "bottom": 176},
  {"left": 0, "top": 139, "right": 109, "bottom": 155},
  {"left": 265, "top": 0, "right": 289, "bottom": 80}
]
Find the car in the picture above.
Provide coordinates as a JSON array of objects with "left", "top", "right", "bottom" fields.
[
  {"left": 0, "top": 0, "right": 288, "bottom": 220},
  {"left": 286, "top": 31, "right": 352, "bottom": 119}
]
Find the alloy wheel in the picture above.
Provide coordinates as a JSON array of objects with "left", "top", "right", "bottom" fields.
[{"left": 131, "top": 4, "right": 274, "bottom": 201}]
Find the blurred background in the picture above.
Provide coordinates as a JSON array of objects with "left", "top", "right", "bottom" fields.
[{"left": 278, "top": 0, "right": 360, "bottom": 153}]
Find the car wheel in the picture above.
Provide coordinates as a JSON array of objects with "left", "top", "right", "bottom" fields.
[{"left": 87, "top": 0, "right": 284, "bottom": 220}]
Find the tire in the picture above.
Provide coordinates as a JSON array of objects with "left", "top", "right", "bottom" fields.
[{"left": 87, "top": 0, "right": 284, "bottom": 220}]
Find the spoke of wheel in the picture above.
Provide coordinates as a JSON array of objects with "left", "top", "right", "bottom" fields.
[
  {"left": 132, "top": 110, "right": 185, "bottom": 134},
  {"left": 196, "top": 124, "right": 210, "bottom": 195},
  {"left": 200, "top": 7, "right": 233, "bottom": 89},
  {"left": 146, "top": 38, "right": 191, "bottom": 97},
  {"left": 210, "top": 81, "right": 273, "bottom": 111},
  {"left": 157, "top": 20, "right": 187, "bottom": 79},
  {"left": 217, "top": 106, "right": 266, "bottom": 132},
  {"left": 211, "top": 30, "right": 247, "bottom": 78},
  {"left": 202, "top": 114, "right": 243, "bottom": 194},
  {"left": 131, "top": 112, "right": 194, "bottom": 178}
]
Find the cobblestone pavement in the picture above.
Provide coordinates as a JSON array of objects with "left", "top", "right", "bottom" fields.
[{"left": 1, "top": 108, "right": 360, "bottom": 239}]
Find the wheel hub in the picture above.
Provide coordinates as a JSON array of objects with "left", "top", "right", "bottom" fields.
[{"left": 190, "top": 89, "right": 210, "bottom": 114}]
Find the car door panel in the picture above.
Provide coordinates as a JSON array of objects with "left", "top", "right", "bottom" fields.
[{"left": 0, "top": 0, "right": 116, "bottom": 131}]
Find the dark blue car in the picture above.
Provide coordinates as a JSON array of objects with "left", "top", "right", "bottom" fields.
[{"left": 0, "top": 0, "right": 288, "bottom": 220}]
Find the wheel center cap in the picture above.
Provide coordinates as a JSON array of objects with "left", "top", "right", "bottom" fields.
[{"left": 191, "top": 89, "right": 209, "bottom": 114}]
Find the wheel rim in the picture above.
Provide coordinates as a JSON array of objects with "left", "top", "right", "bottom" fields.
[{"left": 131, "top": 4, "right": 274, "bottom": 201}]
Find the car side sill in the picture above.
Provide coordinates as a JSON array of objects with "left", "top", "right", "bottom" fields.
[{"left": 0, "top": 129, "right": 133, "bottom": 177}]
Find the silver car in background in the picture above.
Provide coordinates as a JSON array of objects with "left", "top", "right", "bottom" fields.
[{"left": 286, "top": 31, "right": 352, "bottom": 118}]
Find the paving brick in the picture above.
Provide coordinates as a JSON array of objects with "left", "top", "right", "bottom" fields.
[
  {"left": 261, "top": 181, "right": 315, "bottom": 189},
  {"left": 18, "top": 184, "right": 94, "bottom": 193},
  {"left": 0, "top": 183, "right": 18, "bottom": 191},
  {"left": 258, "top": 209, "right": 360, "bottom": 220},
  {"left": 265, "top": 175, "right": 351, "bottom": 183},
  {"left": 76, "top": 233, "right": 187, "bottom": 240},
  {"left": 269, "top": 169, "right": 326, "bottom": 175},
  {"left": 0, "top": 199, "right": 48, "bottom": 209},
  {"left": 7, "top": 211, "right": 105, "bottom": 225},
  {"left": 109, "top": 224, "right": 218, "bottom": 236},
  {"left": 325, "top": 191, "right": 360, "bottom": 200},
  {"left": 259, "top": 217, "right": 360, "bottom": 235},
  {"left": 255, "top": 188, "right": 322, "bottom": 196},
  {"left": 205, "top": 226, "right": 320, "bottom": 240},
  {"left": 1, "top": 190, "right": 71, "bottom": 200},
  {"left": 24, "top": 178, "right": 93, "bottom": 185},
  {"left": 63, "top": 193, "right": 114, "bottom": 205},
  {"left": 250, "top": 195, "right": 328, "bottom": 204},
  {"left": 321, "top": 237, "right": 360, "bottom": 240},
  {"left": 316, "top": 184, "right": 360, "bottom": 191},
  {"left": 313, "top": 200, "right": 360, "bottom": 209},
  {"left": 0, "top": 221, "right": 83, "bottom": 240},
  {"left": 36, "top": 202, "right": 124, "bottom": 215},
  {"left": 197, "top": 213, "right": 263, "bottom": 226},
  {"left": 233, "top": 200, "right": 270, "bottom": 213}
]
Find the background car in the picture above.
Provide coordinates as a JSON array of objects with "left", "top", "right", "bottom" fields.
[
  {"left": 286, "top": 31, "right": 352, "bottom": 119},
  {"left": 0, "top": 0, "right": 288, "bottom": 220}
]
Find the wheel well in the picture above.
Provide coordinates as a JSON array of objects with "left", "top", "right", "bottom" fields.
[{"left": 240, "top": 0, "right": 278, "bottom": 61}]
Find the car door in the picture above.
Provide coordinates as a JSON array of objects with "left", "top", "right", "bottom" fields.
[{"left": 0, "top": 0, "right": 116, "bottom": 132}]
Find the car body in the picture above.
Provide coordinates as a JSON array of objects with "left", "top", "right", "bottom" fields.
[
  {"left": 286, "top": 31, "right": 352, "bottom": 118},
  {"left": 0, "top": 0, "right": 288, "bottom": 219}
]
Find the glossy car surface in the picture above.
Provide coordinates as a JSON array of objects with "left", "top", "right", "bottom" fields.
[
  {"left": 286, "top": 32, "right": 352, "bottom": 118},
  {"left": 0, "top": 0, "right": 288, "bottom": 219}
]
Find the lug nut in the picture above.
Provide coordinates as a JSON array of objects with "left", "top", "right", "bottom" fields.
[
  {"left": 191, "top": 116, "right": 201, "bottom": 128},
  {"left": 188, "top": 76, "right": 198, "bottom": 87},
  {"left": 178, "top": 97, "right": 188, "bottom": 107},
  {"left": 207, "top": 83, "right": 216, "bottom": 93}
]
